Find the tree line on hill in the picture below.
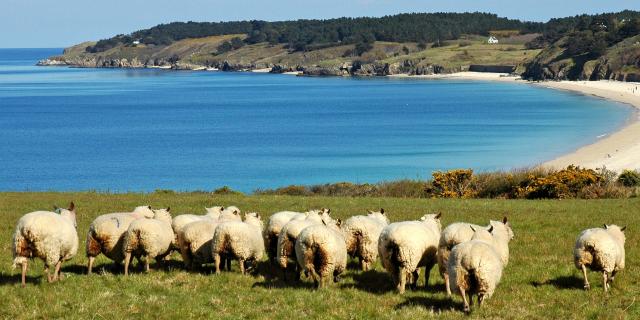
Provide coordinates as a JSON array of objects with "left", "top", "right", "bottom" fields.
[{"left": 86, "top": 12, "right": 543, "bottom": 53}]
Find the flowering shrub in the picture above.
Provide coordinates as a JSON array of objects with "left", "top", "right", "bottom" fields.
[
  {"left": 517, "top": 165, "right": 602, "bottom": 199},
  {"left": 431, "top": 169, "right": 476, "bottom": 198},
  {"left": 618, "top": 170, "right": 640, "bottom": 187}
]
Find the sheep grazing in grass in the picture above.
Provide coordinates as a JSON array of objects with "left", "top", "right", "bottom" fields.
[
  {"left": 176, "top": 207, "right": 242, "bottom": 269},
  {"left": 86, "top": 205, "right": 154, "bottom": 274},
  {"left": 264, "top": 209, "right": 328, "bottom": 265},
  {"left": 276, "top": 210, "right": 329, "bottom": 278},
  {"left": 172, "top": 206, "right": 225, "bottom": 242},
  {"left": 342, "top": 208, "right": 390, "bottom": 271},
  {"left": 294, "top": 218, "right": 346, "bottom": 288},
  {"left": 123, "top": 208, "right": 173, "bottom": 275},
  {"left": 378, "top": 213, "right": 442, "bottom": 294},
  {"left": 447, "top": 225, "right": 509, "bottom": 313},
  {"left": 211, "top": 212, "right": 265, "bottom": 275},
  {"left": 574, "top": 224, "right": 626, "bottom": 292},
  {"left": 437, "top": 217, "right": 514, "bottom": 296},
  {"left": 12, "top": 202, "right": 78, "bottom": 287}
]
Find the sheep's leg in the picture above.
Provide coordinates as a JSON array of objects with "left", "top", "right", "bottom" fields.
[
  {"left": 410, "top": 269, "right": 419, "bottom": 290},
  {"left": 144, "top": 257, "right": 150, "bottom": 273},
  {"left": 21, "top": 260, "right": 28, "bottom": 287},
  {"left": 603, "top": 271, "right": 609, "bottom": 293},
  {"left": 360, "top": 258, "right": 368, "bottom": 272},
  {"left": 239, "top": 259, "right": 246, "bottom": 275},
  {"left": 53, "top": 261, "right": 62, "bottom": 281},
  {"left": 581, "top": 264, "right": 590, "bottom": 290},
  {"left": 459, "top": 286, "right": 470, "bottom": 314},
  {"left": 478, "top": 294, "right": 485, "bottom": 308},
  {"left": 87, "top": 256, "right": 95, "bottom": 275},
  {"left": 124, "top": 252, "right": 132, "bottom": 276},
  {"left": 45, "top": 265, "right": 53, "bottom": 283},
  {"left": 213, "top": 253, "right": 221, "bottom": 274},
  {"left": 225, "top": 257, "right": 232, "bottom": 271},
  {"left": 397, "top": 267, "right": 407, "bottom": 294},
  {"left": 444, "top": 272, "right": 452, "bottom": 297}
]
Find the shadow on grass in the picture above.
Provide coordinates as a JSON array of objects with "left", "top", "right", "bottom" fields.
[
  {"left": 530, "top": 275, "right": 584, "bottom": 290},
  {"left": 395, "top": 296, "right": 460, "bottom": 313},
  {"left": 339, "top": 269, "right": 395, "bottom": 294},
  {"left": 0, "top": 272, "right": 43, "bottom": 286}
]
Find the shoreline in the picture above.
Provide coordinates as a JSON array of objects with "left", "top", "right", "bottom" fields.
[{"left": 390, "top": 72, "right": 640, "bottom": 171}]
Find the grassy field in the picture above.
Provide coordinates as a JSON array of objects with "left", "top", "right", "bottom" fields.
[{"left": 1, "top": 192, "right": 638, "bottom": 319}]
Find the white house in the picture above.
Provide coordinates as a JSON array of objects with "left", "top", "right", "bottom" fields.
[
  {"left": 132, "top": 40, "right": 141, "bottom": 45},
  {"left": 487, "top": 36, "right": 499, "bottom": 44}
]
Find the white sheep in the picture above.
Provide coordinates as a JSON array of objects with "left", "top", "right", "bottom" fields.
[
  {"left": 171, "top": 206, "right": 225, "bottom": 241},
  {"left": 437, "top": 217, "right": 513, "bottom": 296},
  {"left": 447, "top": 225, "right": 509, "bottom": 313},
  {"left": 123, "top": 207, "right": 173, "bottom": 275},
  {"left": 294, "top": 219, "right": 346, "bottom": 288},
  {"left": 264, "top": 209, "right": 328, "bottom": 264},
  {"left": 574, "top": 224, "right": 626, "bottom": 292},
  {"left": 276, "top": 210, "right": 328, "bottom": 278},
  {"left": 211, "top": 212, "right": 265, "bottom": 274},
  {"left": 176, "top": 207, "right": 242, "bottom": 269},
  {"left": 86, "top": 205, "right": 154, "bottom": 274},
  {"left": 341, "top": 208, "right": 390, "bottom": 271},
  {"left": 378, "top": 213, "right": 442, "bottom": 294},
  {"left": 12, "top": 202, "right": 78, "bottom": 286}
]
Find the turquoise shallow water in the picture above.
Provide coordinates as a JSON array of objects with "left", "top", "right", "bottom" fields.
[{"left": 0, "top": 48, "right": 633, "bottom": 192}]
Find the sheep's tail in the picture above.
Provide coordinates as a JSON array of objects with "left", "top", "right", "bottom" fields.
[
  {"left": 86, "top": 228, "right": 103, "bottom": 257},
  {"left": 266, "top": 232, "right": 279, "bottom": 262},
  {"left": 304, "top": 243, "right": 324, "bottom": 284},
  {"left": 123, "top": 228, "right": 141, "bottom": 253},
  {"left": 575, "top": 243, "right": 595, "bottom": 269},
  {"left": 12, "top": 230, "right": 30, "bottom": 269}
]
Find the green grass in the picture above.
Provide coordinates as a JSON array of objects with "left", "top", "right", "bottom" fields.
[{"left": 1, "top": 192, "right": 638, "bottom": 319}]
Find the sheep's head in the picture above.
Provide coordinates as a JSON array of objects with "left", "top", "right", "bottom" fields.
[
  {"left": 244, "top": 212, "right": 264, "bottom": 229},
  {"left": 490, "top": 216, "right": 514, "bottom": 241},
  {"left": 152, "top": 207, "right": 172, "bottom": 223},
  {"left": 604, "top": 224, "right": 627, "bottom": 244},
  {"left": 205, "top": 206, "right": 224, "bottom": 219},
  {"left": 419, "top": 212, "right": 442, "bottom": 233},
  {"left": 470, "top": 225, "right": 494, "bottom": 243},
  {"left": 367, "top": 208, "right": 390, "bottom": 225},
  {"left": 55, "top": 201, "right": 77, "bottom": 229},
  {"left": 133, "top": 205, "right": 154, "bottom": 218},
  {"left": 219, "top": 207, "right": 242, "bottom": 222}
]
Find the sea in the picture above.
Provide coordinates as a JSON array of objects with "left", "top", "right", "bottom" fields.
[{"left": 0, "top": 48, "right": 633, "bottom": 192}]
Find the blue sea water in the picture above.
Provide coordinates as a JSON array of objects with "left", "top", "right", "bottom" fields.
[{"left": 0, "top": 48, "right": 633, "bottom": 192}]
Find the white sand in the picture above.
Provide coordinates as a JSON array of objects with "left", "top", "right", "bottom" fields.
[
  {"left": 388, "top": 72, "right": 640, "bottom": 171},
  {"left": 539, "top": 81, "right": 640, "bottom": 172}
]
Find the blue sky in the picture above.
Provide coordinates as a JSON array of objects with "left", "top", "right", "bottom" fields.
[{"left": 2, "top": 0, "right": 640, "bottom": 48}]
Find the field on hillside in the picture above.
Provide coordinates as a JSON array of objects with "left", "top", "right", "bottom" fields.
[{"left": 0, "top": 193, "right": 638, "bottom": 319}]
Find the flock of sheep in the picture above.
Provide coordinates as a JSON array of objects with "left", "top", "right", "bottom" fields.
[{"left": 11, "top": 202, "right": 626, "bottom": 313}]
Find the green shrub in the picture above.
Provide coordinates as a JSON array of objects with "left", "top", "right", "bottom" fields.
[
  {"left": 618, "top": 170, "right": 640, "bottom": 187},
  {"left": 430, "top": 169, "right": 476, "bottom": 198},
  {"left": 517, "top": 165, "right": 602, "bottom": 199},
  {"left": 212, "top": 186, "right": 243, "bottom": 195}
]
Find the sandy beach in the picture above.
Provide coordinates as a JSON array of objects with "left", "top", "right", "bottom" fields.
[{"left": 390, "top": 72, "right": 640, "bottom": 171}]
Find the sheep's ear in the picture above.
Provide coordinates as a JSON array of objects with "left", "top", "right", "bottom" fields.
[
  {"left": 621, "top": 226, "right": 627, "bottom": 232},
  {"left": 367, "top": 210, "right": 373, "bottom": 214},
  {"left": 603, "top": 224, "right": 608, "bottom": 229},
  {"left": 325, "top": 208, "right": 331, "bottom": 214},
  {"left": 233, "top": 210, "right": 239, "bottom": 215},
  {"left": 256, "top": 213, "right": 261, "bottom": 219},
  {"left": 220, "top": 206, "right": 225, "bottom": 211},
  {"left": 380, "top": 208, "right": 385, "bottom": 214},
  {"left": 147, "top": 205, "right": 152, "bottom": 210},
  {"left": 336, "top": 218, "right": 342, "bottom": 227},
  {"left": 488, "top": 225, "right": 494, "bottom": 233},
  {"left": 470, "top": 226, "right": 476, "bottom": 232},
  {"left": 166, "top": 207, "right": 170, "bottom": 212},
  {"left": 502, "top": 216, "right": 508, "bottom": 224},
  {"left": 53, "top": 205, "right": 60, "bottom": 212},
  {"left": 67, "top": 202, "right": 75, "bottom": 212},
  {"left": 434, "top": 212, "right": 442, "bottom": 219}
]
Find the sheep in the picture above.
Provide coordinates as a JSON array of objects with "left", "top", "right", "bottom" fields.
[
  {"left": 122, "top": 207, "right": 173, "bottom": 275},
  {"left": 211, "top": 212, "right": 265, "bottom": 275},
  {"left": 263, "top": 209, "right": 328, "bottom": 265},
  {"left": 574, "top": 224, "right": 626, "bottom": 292},
  {"left": 176, "top": 207, "right": 242, "bottom": 269},
  {"left": 437, "top": 217, "right": 514, "bottom": 296},
  {"left": 12, "top": 202, "right": 78, "bottom": 286},
  {"left": 341, "top": 208, "right": 390, "bottom": 271},
  {"left": 294, "top": 218, "right": 346, "bottom": 288},
  {"left": 378, "top": 213, "right": 442, "bottom": 294},
  {"left": 86, "top": 205, "right": 154, "bottom": 274},
  {"left": 171, "top": 206, "right": 225, "bottom": 242},
  {"left": 276, "top": 210, "right": 329, "bottom": 279},
  {"left": 447, "top": 225, "right": 509, "bottom": 313}
]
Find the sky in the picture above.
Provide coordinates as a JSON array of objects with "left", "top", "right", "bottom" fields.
[{"left": 2, "top": 0, "right": 640, "bottom": 48}]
